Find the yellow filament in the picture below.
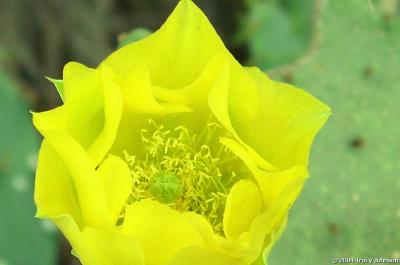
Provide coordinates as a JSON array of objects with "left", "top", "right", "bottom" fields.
[{"left": 123, "top": 119, "right": 238, "bottom": 234}]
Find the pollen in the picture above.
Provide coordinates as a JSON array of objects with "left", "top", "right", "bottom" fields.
[{"left": 123, "top": 119, "right": 240, "bottom": 234}]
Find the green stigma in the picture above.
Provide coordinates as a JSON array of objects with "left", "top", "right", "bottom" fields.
[{"left": 149, "top": 171, "right": 183, "bottom": 204}]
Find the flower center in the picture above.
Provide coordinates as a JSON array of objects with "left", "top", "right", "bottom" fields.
[
  {"left": 123, "top": 119, "right": 241, "bottom": 234},
  {"left": 149, "top": 171, "right": 183, "bottom": 204}
]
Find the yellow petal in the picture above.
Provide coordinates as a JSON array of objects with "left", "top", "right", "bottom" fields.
[
  {"left": 121, "top": 199, "right": 204, "bottom": 265},
  {"left": 261, "top": 216, "right": 288, "bottom": 262},
  {"left": 234, "top": 67, "right": 331, "bottom": 169},
  {"left": 86, "top": 67, "right": 123, "bottom": 165},
  {"left": 220, "top": 138, "right": 307, "bottom": 209},
  {"left": 54, "top": 215, "right": 144, "bottom": 265},
  {"left": 209, "top": 61, "right": 330, "bottom": 170},
  {"left": 97, "top": 155, "right": 132, "bottom": 223},
  {"left": 181, "top": 213, "right": 253, "bottom": 262},
  {"left": 102, "top": 0, "right": 227, "bottom": 90},
  {"left": 61, "top": 62, "right": 123, "bottom": 165},
  {"left": 100, "top": 0, "right": 233, "bottom": 155},
  {"left": 35, "top": 63, "right": 123, "bottom": 167},
  {"left": 62, "top": 62, "right": 104, "bottom": 151},
  {"left": 150, "top": 54, "right": 230, "bottom": 137},
  {"left": 107, "top": 65, "right": 192, "bottom": 156},
  {"left": 32, "top": 105, "right": 66, "bottom": 132},
  {"left": 35, "top": 141, "right": 82, "bottom": 225},
  {"left": 208, "top": 58, "right": 235, "bottom": 132},
  {"left": 223, "top": 180, "right": 263, "bottom": 238},
  {"left": 208, "top": 59, "right": 275, "bottom": 171},
  {"left": 108, "top": 112, "right": 147, "bottom": 157},
  {"left": 120, "top": 66, "right": 168, "bottom": 113},
  {"left": 119, "top": 66, "right": 192, "bottom": 114},
  {"left": 43, "top": 131, "right": 109, "bottom": 227},
  {"left": 153, "top": 54, "right": 228, "bottom": 109},
  {"left": 251, "top": 254, "right": 266, "bottom": 265},
  {"left": 255, "top": 166, "right": 307, "bottom": 211},
  {"left": 220, "top": 138, "right": 307, "bottom": 263},
  {"left": 169, "top": 246, "right": 247, "bottom": 265},
  {"left": 248, "top": 177, "right": 305, "bottom": 264}
]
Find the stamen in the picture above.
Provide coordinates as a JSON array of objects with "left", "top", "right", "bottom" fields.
[{"left": 123, "top": 119, "right": 241, "bottom": 235}]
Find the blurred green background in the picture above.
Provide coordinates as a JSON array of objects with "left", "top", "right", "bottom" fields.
[{"left": 0, "top": 0, "right": 399, "bottom": 264}]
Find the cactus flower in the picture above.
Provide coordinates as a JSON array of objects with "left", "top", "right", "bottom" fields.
[{"left": 32, "top": 0, "right": 331, "bottom": 264}]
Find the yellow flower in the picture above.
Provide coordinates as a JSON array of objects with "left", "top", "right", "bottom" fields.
[{"left": 32, "top": 1, "right": 331, "bottom": 264}]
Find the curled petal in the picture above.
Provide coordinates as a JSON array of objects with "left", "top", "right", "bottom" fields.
[
  {"left": 97, "top": 155, "right": 132, "bottom": 223},
  {"left": 169, "top": 246, "right": 247, "bottom": 265},
  {"left": 120, "top": 199, "right": 205, "bottom": 265},
  {"left": 86, "top": 67, "right": 123, "bottom": 165},
  {"left": 209, "top": 61, "right": 331, "bottom": 170},
  {"left": 118, "top": 66, "right": 192, "bottom": 114},
  {"left": 38, "top": 131, "right": 109, "bottom": 227},
  {"left": 54, "top": 214, "right": 144, "bottom": 265},
  {"left": 220, "top": 138, "right": 308, "bottom": 209},
  {"left": 32, "top": 105, "right": 66, "bottom": 133},
  {"left": 102, "top": 0, "right": 227, "bottom": 90},
  {"left": 223, "top": 180, "right": 263, "bottom": 238},
  {"left": 62, "top": 62, "right": 105, "bottom": 153},
  {"left": 232, "top": 67, "right": 331, "bottom": 169},
  {"left": 247, "top": 178, "right": 305, "bottom": 264},
  {"left": 34, "top": 63, "right": 123, "bottom": 166},
  {"left": 35, "top": 141, "right": 82, "bottom": 226}
]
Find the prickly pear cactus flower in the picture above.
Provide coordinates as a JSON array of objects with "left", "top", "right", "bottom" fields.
[{"left": 32, "top": 1, "right": 330, "bottom": 264}]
